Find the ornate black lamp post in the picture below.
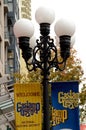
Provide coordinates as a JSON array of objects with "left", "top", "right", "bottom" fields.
[{"left": 13, "top": 6, "right": 75, "bottom": 130}]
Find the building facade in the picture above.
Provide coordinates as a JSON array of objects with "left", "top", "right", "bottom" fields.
[
  {"left": 0, "top": 0, "right": 32, "bottom": 129},
  {"left": 19, "top": 0, "right": 31, "bottom": 19},
  {"left": 0, "top": 0, "right": 20, "bottom": 129}
]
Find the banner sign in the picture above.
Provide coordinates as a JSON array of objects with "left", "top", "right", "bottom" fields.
[
  {"left": 14, "top": 83, "right": 42, "bottom": 130},
  {"left": 51, "top": 81, "right": 80, "bottom": 130}
]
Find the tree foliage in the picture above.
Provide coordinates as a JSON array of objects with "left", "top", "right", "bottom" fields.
[
  {"left": 49, "top": 49, "right": 84, "bottom": 82},
  {"left": 79, "top": 84, "right": 86, "bottom": 123},
  {"left": 14, "top": 49, "right": 84, "bottom": 82}
]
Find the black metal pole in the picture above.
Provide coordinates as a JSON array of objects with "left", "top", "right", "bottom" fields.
[
  {"left": 41, "top": 36, "right": 50, "bottom": 130},
  {"left": 42, "top": 72, "right": 50, "bottom": 130}
]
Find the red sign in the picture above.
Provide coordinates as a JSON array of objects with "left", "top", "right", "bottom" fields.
[{"left": 80, "top": 125, "right": 86, "bottom": 130}]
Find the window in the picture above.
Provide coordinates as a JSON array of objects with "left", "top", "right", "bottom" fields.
[
  {"left": 8, "top": 0, "right": 12, "bottom": 2},
  {"left": 8, "top": 59, "right": 13, "bottom": 67},
  {"left": 8, "top": 50, "right": 14, "bottom": 58},
  {"left": 8, "top": 1, "right": 13, "bottom": 12}
]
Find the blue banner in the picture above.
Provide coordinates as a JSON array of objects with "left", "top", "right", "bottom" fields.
[{"left": 51, "top": 81, "right": 80, "bottom": 130}]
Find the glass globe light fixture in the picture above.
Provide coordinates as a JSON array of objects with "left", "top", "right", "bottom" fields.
[
  {"left": 54, "top": 18, "right": 75, "bottom": 60},
  {"left": 54, "top": 18, "right": 75, "bottom": 37},
  {"left": 35, "top": 6, "right": 55, "bottom": 24},
  {"left": 13, "top": 18, "right": 34, "bottom": 38},
  {"left": 71, "top": 35, "right": 75, "bottom": 48},
  {"left": 30, "top": 36, "right": 36, "bottom": 49},
  {"left": 13, "top": 18, "right": 34, "bottom": 63},
  {"left": 35, "top": 6, "right": 55, "bottom": 36}
]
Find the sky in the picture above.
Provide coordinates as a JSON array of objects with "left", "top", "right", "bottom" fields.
[{"left": 31, "top": 0, "right": 86, "bottom": 77}]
